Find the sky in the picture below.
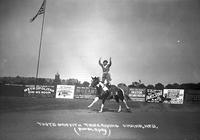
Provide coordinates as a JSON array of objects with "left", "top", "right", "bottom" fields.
[{"left": 0, "top": 0, "right": 200, "bottom": 85}]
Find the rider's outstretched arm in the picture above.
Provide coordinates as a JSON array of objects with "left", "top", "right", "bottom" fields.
[
  {"left": 99, "top": 58, "right": 103, "bottom": 67},
  {"left": 108, "top": 57, "right": 112, "bottom": 66}
]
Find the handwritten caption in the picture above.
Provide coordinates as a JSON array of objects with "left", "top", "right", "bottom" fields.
[{"left": 36, "top": 122, "right": 159, "bottom": 137}]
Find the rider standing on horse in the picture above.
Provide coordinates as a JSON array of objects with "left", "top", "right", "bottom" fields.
[{"left": 99, "top": 57, "right": 112, "bottom": 86}]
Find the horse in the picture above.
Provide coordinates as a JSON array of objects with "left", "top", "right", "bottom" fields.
[{"left": 88, "top": 77, "right": 130, "bottom": 112}]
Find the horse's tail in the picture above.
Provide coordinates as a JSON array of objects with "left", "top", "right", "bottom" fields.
[
  {"left": 126, "top": 87, "right": 132, "bottom": 101},
  {"left": 124, "top": 94, "right": 131, "bottom": 101},
  {"left": 118, "top": 87, "right": 131, "bottom": 101}
]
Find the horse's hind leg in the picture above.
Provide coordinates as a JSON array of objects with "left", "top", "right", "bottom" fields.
[
  {"left": 88, "top": 97, "right": 99, "bottom": 108},
  {"left": 99, "top": 103, "right": 104, "bottom": 113},
  {"left": 123, "top": 99, "right": 130, "bottom": 110},
  {"left": 118, "top": 89, "right": 130, "bottom": 110},
  {"left": 118, "top": 104, "right": 122, "bottom": 112}
]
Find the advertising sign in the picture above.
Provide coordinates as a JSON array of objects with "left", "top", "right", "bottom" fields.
[
  {"left": 146, "top": 89, "right": 163, "bottom": 103},
  {"left": 24, "top": 85, "right": 55, "bottom": 97},
  {"left": 74, "top": 87, "right": 96, "bottom": 99},
  {"left": 184, "top": 90, "right": 200, "bottom": 103},
  {"left": 129, "top": 88, "right": 146, "bottom": 102},
  {"left": 56, "top": 85, "right": 75, "bottom": 99},
  {"left": 163, "top": 89, "right": 184, "bottom": 104}
]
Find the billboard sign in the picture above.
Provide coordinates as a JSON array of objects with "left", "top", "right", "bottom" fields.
[
  {"left": 146, "top": 89, "right": 163, "bottom": 103},
  {"left": 56, "top": 85, "right": 75, "bottom": 99},
  {"left": 184, "top": 90, "right": 200, "bottom": 103},
  {"left": 163, "top": 89, "right": 184, "bottom": 104},
  {"left": 74, "top": 87, "right": 96, "bottom": 99},
  {"left": 24, "top": 85, "right": 55, "bottom": 97},
  {"left": 129, "top": 88, "right": 146, "bottom": 101}
]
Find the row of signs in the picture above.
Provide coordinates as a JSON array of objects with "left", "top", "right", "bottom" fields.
[
  {"left": 23, "top": 85, "right": 184, "bottom": 104},
  {"left": 55, "top": 86, "right": 96, "bottom": 99},
  {"left": 23, "top": 85, "right": 96, "bottom": 99},
  {"left": 129, "top": 88, "right": 184, "bottom": 104}
]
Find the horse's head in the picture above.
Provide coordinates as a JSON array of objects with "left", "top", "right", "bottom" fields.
[{"left": 90, "top": 76, "right": 100, "bottom": 88}]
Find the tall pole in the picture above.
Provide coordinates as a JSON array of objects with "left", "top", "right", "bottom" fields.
[{"left": 34, "top": 4, "right": 46, "bottom": 95}]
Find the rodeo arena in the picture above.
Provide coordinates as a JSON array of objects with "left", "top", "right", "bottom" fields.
[
  {"left": 1, "top": 0, "right": 200, "bottom": 140},
  {"left": 1, "top": 74, "right": 200, "bottom": 140}
]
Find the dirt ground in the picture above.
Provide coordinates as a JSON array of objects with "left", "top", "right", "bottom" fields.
[{"left": 0, "top": 97, "right": 200, "bottom": 140}]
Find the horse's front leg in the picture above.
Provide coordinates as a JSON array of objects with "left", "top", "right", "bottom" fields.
[
  {"left": 118, "top": 103, "right": 122, "bottom": 112},
  {"left": 114, "top": 95, "right": 122, "bottom": 112},
  {"left": 88, "top": 97, "right": 99, "bottom": 108}
]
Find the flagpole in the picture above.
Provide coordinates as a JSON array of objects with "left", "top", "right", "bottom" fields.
[{"left": 34, "top": 1, "right": 46, "bottom": 95}]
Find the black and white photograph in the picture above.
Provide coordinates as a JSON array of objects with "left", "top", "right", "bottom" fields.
[{"left": 0, "top": 0, "right": 200, "bottom": 139}]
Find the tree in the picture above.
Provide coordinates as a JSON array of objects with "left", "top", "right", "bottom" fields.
[
  {"left": 165, "top": 83, "right": 180, "bottom": 89},
  {"left": 82, "top": 81, "right": 90, "bottom": 87},
  {"left": 155, "top": 83, "right": 164, "bottom": 90},
  {"left": 54, "top": 73, "right": 61, "bottom": 85},
  {"left": 38, "top": 78, "right": 48, "bottom": 85},
  {"left": 128, "top": 84, "right": 135, "bottom": 88},
  {"left": 165, "top": 84, "right": 173, "bottom": 89},
  {"left": 138, "top": 84, "right": 146, "bottom": 88},
  {"left": 128, "top": 81, "right": 146, "bottom": 88},
  {"left": 66, "top": 78, "right": 80, "bottom": 85},
  {"left": 172, "top": 83, "right": 180, "bottom": 89},
  {"left": 180, "top": 83, "right": 200, "bottom": 90},
  {"left": 14, "top": 76, "right": 23, "bottom": 84},
  {"left": 147, "top": 84, "right": 155, "bottom": 89}
]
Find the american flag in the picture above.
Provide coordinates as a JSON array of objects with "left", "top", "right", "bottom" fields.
[{"left": 30, "top": 0, "right": 46, "bottom": 22}]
